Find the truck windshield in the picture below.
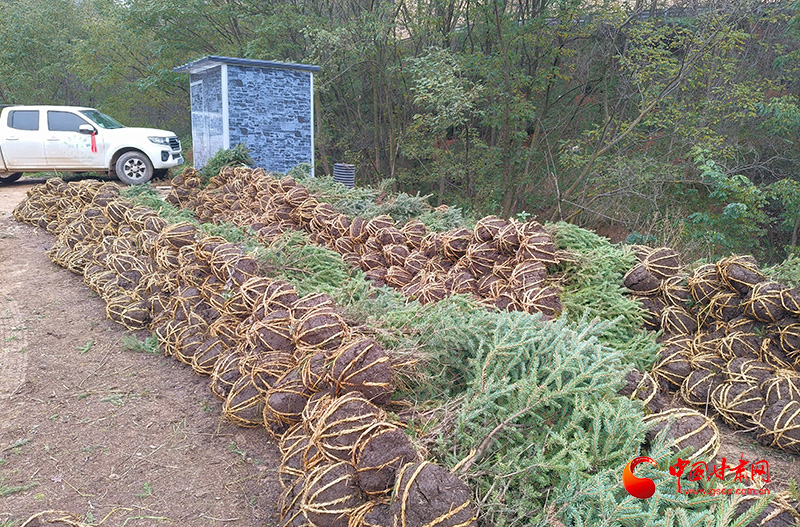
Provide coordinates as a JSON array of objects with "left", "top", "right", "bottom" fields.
[{"left": 80, "top": 109, "right": 125, "bottom": 129}]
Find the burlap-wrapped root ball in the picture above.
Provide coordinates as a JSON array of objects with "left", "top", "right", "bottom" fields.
[
  {"left": 353, "top": 422, "right": 419, "bottom": 496},
  {"left": 294, "top": 307, "right": 351, "bottom": 352},
  {"left": 761, "top": 373, "right": 800, "bottom": 406},
  {"left": 652, "top": 341, "right": 692, "bottom": 389},
  {"left": 744, "top": 282, "right": 788, "bottom": 323},
  {"left": 280, "top": 432, "right": 324, "bottom": 489},
  {"left": 680, "top": 370, "right": 723, "bottom": 408},
  {"left": 717, "top": 254, "right": 764, "bottom": 296},
  {"left": 210, "top": 350, "right": 243, "bottom": 399},
  {"left": 249, "top": 310, "right": 295, "bottom": 352},
  {"left": 638, "top": 296, "right": 666, "bottom": 330},
  {"left": 331, "top": 337, "right": 393, "bottom": 405},
  {"left": 302, "top": 462, "right": 366, "bottom": 527},
  {"left": 264, "top": 367, "right": 312, "bottom": 438},
  {"left": 643, "top": 247, "right": 681, "bottom": 280},
  {"left": 222, "top": 373, "right": 265, "bottom": 427},
  {"left": 644, "top": 408, "right": 720, "bottom": 462},
  {"left": 660, "top": 275, "right": 690, "bottom": 308},
  {"left": 716, "top": 331, "right": 762, "bottom": 361},
  {"left": 618, "top": 369, "right": 661, "bottom": 410},
  {"left": 389, "top": 461, "right": 478, "bottom": 527},
  {"left": 623, "top": 263, "right": 661, "bottom": 296},
  {"left": 687, "top": 264, "right": 724, "bottom": 304},
  {"left": 706, "top": 290, "right": 742, "bottom": 322},
  {"left": 349, "top": 499, "right": 392, "bottom": 527},
  {"left": 442, "top": 228, "right": 472, "bottom": 261},
  {"left": 313, "top": 391, "right": 385, "bottom": 462},
  {"left": 711, "top": 381, "right": 766, "bottom": 431},
  {"left": 191, "top": 337, "right": 228, "bottom": 376},
  {"left": 401, "top": 219, "right": 427, "bottom": 249},
  {"left": 292, "top": 293, "right": 336, "bottom": 321},
  {"left": 660, "top": 306, "right": 698, "bottom": 336},
  {"left": 726, "top": 357, "right": 774, "bottom": 386},
  {"left": 757, "top": 399, "right": 800, "bottom": 453}
]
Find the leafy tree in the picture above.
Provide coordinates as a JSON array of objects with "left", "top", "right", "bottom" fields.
[
  {"left": 681, "top": 150, "right": 769, "bottom": 259},
  {"left": 0, "top": 0, "right": 85, "bottom": 104}
]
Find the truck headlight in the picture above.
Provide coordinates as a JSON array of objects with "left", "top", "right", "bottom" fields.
[{"left": 149, "top": 136, "right": 169, "bottom": 145}]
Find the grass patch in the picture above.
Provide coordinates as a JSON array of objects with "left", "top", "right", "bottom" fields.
[
  {"left": 1, "top": 439, "right": 30, "bottom": 454},
  {"left": 122, "top": 333, "right": 159, "bottom": 354},
  {"left": 136, "top": 482, "right": 153, "bottom": 499},
  {"left": 0, "top": 480, "right": 38, "bottom": 497},
  {"left": 76, "top": 339, "right": 94, "bottom": 354}
]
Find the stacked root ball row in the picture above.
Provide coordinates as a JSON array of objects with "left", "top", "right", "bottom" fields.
[
  {"left": 623, "top": 248, "right": 800, "bottom": 454},
  {"left": 13, "top": 179, "right": 478, "bottom": 527},
  {"left": 168, "top": 167, "right": 563, "bottom": 318}
]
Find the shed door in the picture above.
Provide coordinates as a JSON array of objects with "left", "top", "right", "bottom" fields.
[{"left": 190, "top": 79, "right": 209, "bottom": 168}]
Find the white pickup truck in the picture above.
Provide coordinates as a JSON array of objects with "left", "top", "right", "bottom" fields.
[{"left": 0, "top": 105, "right": 183, "bottom": 185}]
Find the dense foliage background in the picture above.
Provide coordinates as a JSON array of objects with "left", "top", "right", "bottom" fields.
[{"left": 3, "top": 0, "right": 800, "bottom": 261}]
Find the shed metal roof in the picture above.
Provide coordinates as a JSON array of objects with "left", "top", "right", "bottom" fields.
[{"left": 174, "top": 55, "right": 321, "bottom": 74}]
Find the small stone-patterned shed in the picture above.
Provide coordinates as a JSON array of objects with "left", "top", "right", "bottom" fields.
[{"left": 174, "top": 55, "right": 320, "bottom": 174}]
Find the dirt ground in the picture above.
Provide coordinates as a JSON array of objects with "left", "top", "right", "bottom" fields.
[{"left": 0, "top": 179, "right": 281, "bottom": 526}]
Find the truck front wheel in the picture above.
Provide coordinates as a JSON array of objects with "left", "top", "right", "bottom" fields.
[
  {"left": 115, "top": 152, "right": 153, "bottom": 185},
  {"left": 0, "top": 172, "right": 22, "bottom": 185}
]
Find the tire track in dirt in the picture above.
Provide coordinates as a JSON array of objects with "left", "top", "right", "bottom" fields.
[
  {"left": 0, "top": 303, "right": 28, "bottom": 401},
  {"left": 0, "top": 188, "right": 32, "bottom": 402}
]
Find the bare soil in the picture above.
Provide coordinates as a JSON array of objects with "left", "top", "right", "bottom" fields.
[{"left": 0, "top": 179, "right": 281, "bottom": 526}]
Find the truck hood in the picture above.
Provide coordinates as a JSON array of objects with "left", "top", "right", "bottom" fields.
[{"left": 112, "top": 127, "right": 177, "bottom": 137}]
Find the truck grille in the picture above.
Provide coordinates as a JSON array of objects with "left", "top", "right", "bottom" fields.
[{"left": 169, "top": 137, "right": 180, "bottom": 151}]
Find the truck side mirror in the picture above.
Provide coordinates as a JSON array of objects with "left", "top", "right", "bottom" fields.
[{"left": 78, "top": 124, "right": 96, "bottom": 135}]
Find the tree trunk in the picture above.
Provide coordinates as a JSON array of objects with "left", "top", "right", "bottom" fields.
[{"left": 314, "top": 89, "right": 330, "bottom": 177}]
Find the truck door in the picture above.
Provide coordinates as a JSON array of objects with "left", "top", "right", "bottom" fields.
[
  {"left": 44, "top": 110, "right": 104, "bottom": 169},
  {"left": 1, "top": 109, "right": 48, "bottom": 169}
]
